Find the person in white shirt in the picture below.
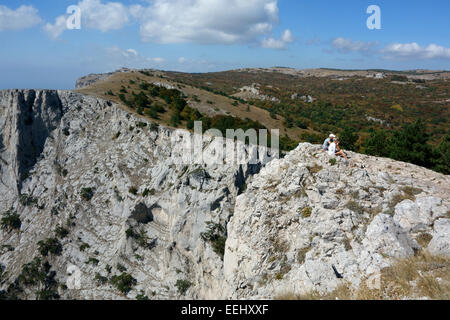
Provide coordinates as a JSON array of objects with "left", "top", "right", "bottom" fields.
[
  {"left": 322, "top": 134, "right": 336, "bottom": 152},
  {"left": 327, "top": 140, "right": 337, "bottom": 156}
]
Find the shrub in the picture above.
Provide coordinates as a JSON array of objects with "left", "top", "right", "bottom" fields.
[
  {"left": 17, "top": 258, "right": 60, "bottom": 300},
  {"left": 329, "top": 158, "right": 337, "bottom": 166},
  {"left": 117, "top": 264, "right": 127, "bottom": 273},
  {"left": 136, "top": 291, "right": 149, "bottom": 300},
  {"left": 94, "top": 273, "right": 108, "bottom": 285},
  {"left": 301, "top": 207, "right": 312, "bottom": 218},
  {"left": 86, "top": 257, "right": 99, "bottom": 266},
  {"left": 37, "top": 238, "right": 62, "bottom": 257},
  {"left": 150, "top": 123, "right": 159, "bottom": 132},
  {"left": 129, "top": 187, "right": 138, "bottom": 195},
  {"left": 339, "top": 127, "right": 359, "bottom": 151},
  {"left": 136, "top": 121, "right": 147, "bottom": 129},
  {"left": 19, "top": 194, "right": 38, "bottom": 207},
  {"left": 80, "top": 187, "right": 94, "bottom": 201},
  {"left": 142, "top": 188, "right": 155, "bottom": 197},
  {"left": 55, "top": 226, "right": 69, "bottom": 238},
  {"left": 1, "top": 209, "right": 21, "bottom": 231},
  {"left": 175, "top": 279, "right": 192, "bottom": 295},
  {"left": 200, "top": 222, "right": 227, "bottom": 258},
  {"left": 126, "top": 227, "right": 153, "bottom": 249},
  {"left": 146, "top": 108, "right": 159, "bottom": 119},
  {"left": 110, "top": 273, "right": 137, "bottom": 295}
]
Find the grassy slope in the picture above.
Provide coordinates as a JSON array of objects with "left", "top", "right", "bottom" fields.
[
  {"left": 76, "top": 71, "right": 312, "bottom": 141},
  {"left": 76, "top": 68, "right": 449, "bottom": 148}
]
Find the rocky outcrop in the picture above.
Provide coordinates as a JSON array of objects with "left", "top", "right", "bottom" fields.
[
  {"left": 75, "top": 68, "right": 133, "bottom": 89},
  {"left": 224, "top": 144, "right": 449, "bottom": 299},
  {"left": 0, "top": 89, "right": 267, "bottom": 299},
  {"left": 0, "top": 89, "right": 449, "bottom": 300}
]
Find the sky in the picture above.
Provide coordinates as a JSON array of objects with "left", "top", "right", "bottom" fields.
[{"left": 0, "top": 0, "right": 449, "bottom": 89}]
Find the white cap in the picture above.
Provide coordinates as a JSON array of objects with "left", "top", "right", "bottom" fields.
[{"left": 329, "top": 134, "right": 336, "bottom": 138}]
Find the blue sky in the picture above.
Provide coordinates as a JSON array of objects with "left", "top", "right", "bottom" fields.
[{"left": 0, "top": 0, "right": 449, "bottom": 89}]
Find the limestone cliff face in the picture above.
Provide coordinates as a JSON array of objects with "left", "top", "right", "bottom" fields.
[
  {"left": 0, "top": 89, "right": 449, "bottom": 300},
  {"left": 0, "top": 89, "right": 265, "bottom": 299},
  {"left": 224, "top": 144, "right": 450, "bottom": 299},
  {"left": 0, "top": 90, "right": 65, "bottom": 211}
]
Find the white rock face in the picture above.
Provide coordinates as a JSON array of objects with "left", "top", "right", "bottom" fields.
[
  {"left": 428, "top": 219, "right": 450, "bottom": 256},
  {"left": 224, "top": 144, "right": 450, "bottom": 299},
  {"left": 0, "top": 89, "right": 268, "bottom": 300},
  {"left": 0, "top": 89, "right": 449, "bottom": 300}
]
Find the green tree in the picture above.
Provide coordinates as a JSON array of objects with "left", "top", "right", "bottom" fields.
[
  {"left": 432, "top": 134, "right": 450, "bottom": 174},
  {"left": 363, "top": 130, "right": 390, "bottom": 157},
  {"left": 339, "top": 127, "right": 359, "bottom": 151},
  {"left": 388, "top": 120, "right": 433, "bottom": 168}
]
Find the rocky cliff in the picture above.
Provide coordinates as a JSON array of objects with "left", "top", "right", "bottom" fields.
[{"left": 0, "top": 89, "right": 449, "bottom": 300}]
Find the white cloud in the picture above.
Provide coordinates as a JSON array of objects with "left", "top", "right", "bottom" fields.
[
  {"left": 178, "top": 57, "right": 186, "bottom": 63},
  {"left": 0, "top": 5, "right": 42, "bottom": 31},
  {"left": 44, "top": 0, "right": 129, "bottom": 38},
  {"left": 43, "top": 0, "right": 292, "bottom": 49},
  {"left": 332, "top": 37, "right": 379, "bottom": 54},
  {"left": 126, "top": 48, "right": 138, "bottom": 56},
  {"left": 382, "top": 42, "right": 450, "bottom": 60},
  {"left": 43, "top": 16, "right": 68, "bottom": 39},
  {"left": 105, "top": 46, "right": 164, "bottom": 68},
  {"left": 131, "top": 0, "right": 280, "bottom": 45},
  {"left": 261, "top": 29, "right": 294, "bottom": 49},
  {"left": 79, "top": 0, "right": 129, "bottom": 31},
  {"left": 149, "top": 57, "right": 165, "bottom": 63}
]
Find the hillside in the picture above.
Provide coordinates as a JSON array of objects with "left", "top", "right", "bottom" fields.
[
  {"left": 0, "top": 89, "right": 449, "bottom": 300},
  {"left": 75, "top": 68, "right": 449, "bottom": 175}
]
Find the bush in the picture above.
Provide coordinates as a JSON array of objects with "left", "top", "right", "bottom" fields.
[
  {"left": 55, "top": 226, "right": 69, "bottom": 238},
  {"left": 329, "top": 158, "right": 337, "bottom": 166},
  {"left": 1, "top": 209, "right": 21, "bottom": 231},
  {"left": 175, "top": 279, "right": 192, "bottom": 295},
  {"left": 432, "top": 134, "right": 450, "bottom": 174},
  {"left": 86, "top": 257, "right": 99, "bottom": 266},
  {"left": 339, "top": 127, "right": 359, "bottom": 151},
  {"left": 19, "top": 194, "right": 37, "bottom": 207},
  {"left": 79, "top": 243, "right": 90, "bottom": 252},
  {"left": 146, "top": 108, "right": 159, "bottom": 119},
  {"left": 200, "top": 222, "right": 226, "bottom": 258},
  {"left": 17, "top": 258, "right": 60, "bottom": 300},
  {"left": 301, "top": 207, "right": 312, "bottom": 218},
  {"left": 136, "top": 291, "right": 149, "bottom": 300},
  {"left": 129, "top": 187, "right": 138, "bottom": 195},
  {"left": 80, "top": 187, "right": 94, "bottom": 201},
  {"left": 37, "top": 238, "right": 62, "bottom": 257},
  {"left": 364, "top": 130, "right": 390, "bottom": 157},
  {"left": 126, "top": 227, "right": 153, "bottom": 249},
  {"left": 110, "top": 273, "right": 137, "bottom": 295},
  {"left": 150, "top": 123, "right": 159, "bottom": 132}
]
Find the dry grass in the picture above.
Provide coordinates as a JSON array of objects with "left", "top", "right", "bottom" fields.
[
  {"left": 276, "top": 252, "right": 450, "bottom": 300},
  {"left": 76, "top": 71, "right": 308, "bottom": 141},
  {"left": 307, "top": 164, "right": 323, "bottom": 174}
]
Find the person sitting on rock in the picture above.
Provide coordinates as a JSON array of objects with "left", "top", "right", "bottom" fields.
[
  {"left": 322, "top": 134, "right": 336, "bottom": 152},
  {"left": 334, "top": 139, "right": 349, "bottom": 160}
]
